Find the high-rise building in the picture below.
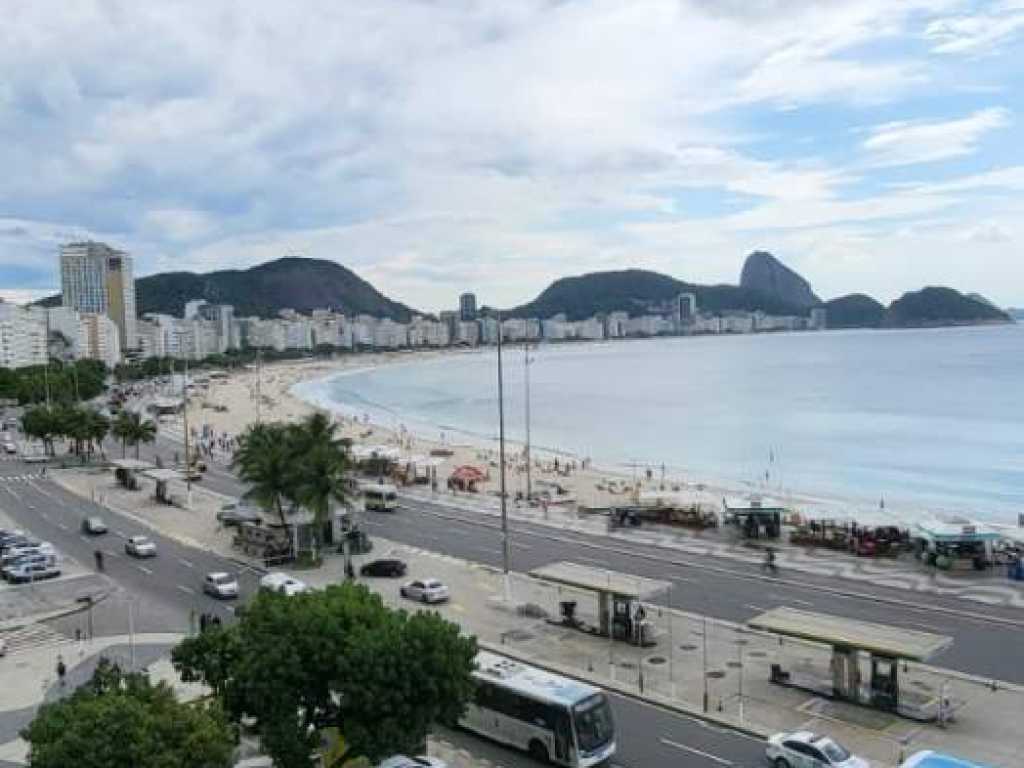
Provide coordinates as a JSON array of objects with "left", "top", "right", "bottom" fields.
[
  {"left": 60, "top": 241, "right": 136, "bottom": 352},
  {"left": 459, "top": 292, "right": 477, "bottom": 322},
  {"left": 0, "top": 301, "right": 48, "bottom": 369}
]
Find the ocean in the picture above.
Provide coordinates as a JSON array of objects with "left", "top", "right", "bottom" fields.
[{"left": 293, "top": 324, "right": 1024, "bottom": 524}]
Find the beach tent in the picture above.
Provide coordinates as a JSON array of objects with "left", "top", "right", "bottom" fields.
[{"left": 448, "top": 465, "right": 486, "bottom": 492}]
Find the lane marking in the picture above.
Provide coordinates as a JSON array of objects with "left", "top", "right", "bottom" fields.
[
  {"left": 179, "top": 558, "right": 194, "bottom": 569},
  {"left": 177, "top": 584, "right": 196, "bottom": 595},
  {"left": 659, "top": 737, "right": 733, "bottom": 766},
  {"left": 744, "top": 604, "right": 767, "bottom": 613},
  {"left": 135, "top": 564, "right": 153, "bottom": 575},
  {"left": 56, "top": 522, "right": 68, "bottom": 531},
  {"left": 115, "top": 530, "right": 127, "bottom": 539}
]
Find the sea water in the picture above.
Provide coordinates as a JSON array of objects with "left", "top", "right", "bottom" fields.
[{"left": 294, "top": 324, "right": 1024, "bottom": 524}]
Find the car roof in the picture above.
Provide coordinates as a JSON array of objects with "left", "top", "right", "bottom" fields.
[
  {"left": 784, "top": 731, "right": 818, "bottom": 744},
  {"left": 208, "top": 571, "right": 232, "bottom": 579}
]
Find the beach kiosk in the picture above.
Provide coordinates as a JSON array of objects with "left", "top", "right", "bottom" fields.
[
  {"left": 749, "top": 607, "right": 952, "bottom": 720},
  {"left": 913, "top": 519, "right": 1002, "bottom": 571},
  {"left": 530, "top": 561, "right": 670, "bottom": 647},
  {"left": 110, "top": 458, "right": 153, "bottom": 491},
  {"left": 722, "top": 495, "right": 785, "bottom": 539}
]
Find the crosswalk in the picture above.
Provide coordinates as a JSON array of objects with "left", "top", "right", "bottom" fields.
[
  {"left": 0, "top": 622, "right": 70, "bottom": 656},
  {"left": 0, "top": 473, "right": 42, "bottom": 483}
]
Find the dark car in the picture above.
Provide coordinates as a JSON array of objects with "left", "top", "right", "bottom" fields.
[
  {"left": 216, "top": 504, "right": 263, "bottom": 527},
  {"left": 360, "top": 559, "right": 407, "bottom": 578}
]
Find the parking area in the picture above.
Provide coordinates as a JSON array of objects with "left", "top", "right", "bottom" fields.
[{"left": 0, "top": 508, "right": 90, "bottom": 596}]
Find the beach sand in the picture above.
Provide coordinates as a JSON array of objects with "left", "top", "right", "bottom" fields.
[{"left": 176, "top": 351, "right": 861, "bottom": 521}]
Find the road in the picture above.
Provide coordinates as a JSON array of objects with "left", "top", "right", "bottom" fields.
[
  {"left": 144, "top": 433, "right": 1024, "bottom": 684},
  {"left": 0, "top": 454, "right": 766, "bottom": 768}
]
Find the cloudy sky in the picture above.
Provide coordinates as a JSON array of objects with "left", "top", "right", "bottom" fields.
[{"left": 2, "top": 1, "right": 1023, "bottom": 311}]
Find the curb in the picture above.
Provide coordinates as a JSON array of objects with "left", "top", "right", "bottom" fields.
[
  {"left": 0, "top": 587, "right": 112, "bottom": 634},
  {"left": 413, "top": 502, "right": 1024, "bottom": 630},
  {"left": 477, "top": 639, "right": 768, "bottom": 741}
]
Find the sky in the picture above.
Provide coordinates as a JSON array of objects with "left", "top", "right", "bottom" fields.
[{"left": 1, "top": 0, "right": 1023, "bottom": 312}]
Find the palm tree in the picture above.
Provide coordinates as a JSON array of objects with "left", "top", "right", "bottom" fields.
[
  {"left": 111, "top": 412, "right": 134, "bottom": 458},
  {"left": 87, "top": 411, "right": 110, "bottom": 459},
  {"left": 131, "top": 414, "right": 157, "bottom": 459},
  {"left": 232, "top": 423, "right": 295, "bottom": 527},
  {"left": 291, "top": 417, "right": 351, "bottom": 556}
]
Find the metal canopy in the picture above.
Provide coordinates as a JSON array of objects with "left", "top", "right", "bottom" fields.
[
  {"left": 110, "top": 458, "right": 154, "bottom": 471},
  {"left": 529, "top": 561, "right": 671, "bottom": 600},
  {"left": 748, "top": 607, "right": 952, "bottom": 661},
  {"left": 142, "top": 468, "right": 185, "bottom": 482}
]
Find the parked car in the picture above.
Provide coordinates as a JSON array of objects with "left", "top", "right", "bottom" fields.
[
  {"left": 5, "top": 560, "right": 60, "bottom": 584},
  {"left": 360, "top": 559, "right": 408, "bottom": 578},
  {"left": 377, "top": 757, "right": 447, "bottom": 768},
  {"left": 203, "top": 572, "right": 239, "bottom": 599},
  {"left": 259, "top": 572, "right": 308, "bottom": 596},
  {"left": 217, "top": 504, "right": 263, "bottom": 527},
  {"left": 2, "top": 553, "right": 53, "bottom": 580},
  {"left": 2, "top": 440, "right": 16, "bottom": 455},
  {"left": 766, "top": 731, "right": 868, "bottom": 768},
  {"left": 399, "top": 578, "right": 450, "bottom": 604},
  {"left": 124, "top": 536, "right": 157, "bottom": 558},
  {"left": 1, "top": 543, "right": 53, "bottom": 567},
  {"left": 81, "top": 516, "right": 108, "bottom": 535}
]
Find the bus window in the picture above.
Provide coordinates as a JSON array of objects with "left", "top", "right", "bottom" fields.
[{"left": 573, "top": 694, "right": 614, "bottom": 756}]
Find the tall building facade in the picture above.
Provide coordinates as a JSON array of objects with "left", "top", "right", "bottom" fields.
[
  {"left": 459, "top": 292, "right": 477, "bottom": 322},
  {"left": 60, "top": 241, "right": 136, "bottom": 353},
  {"left": 0, "top": 302, "right": 47, "bottom": 369}
]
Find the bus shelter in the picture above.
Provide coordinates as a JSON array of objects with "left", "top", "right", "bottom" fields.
[
  {"left": 749, "top": 607, "right": 952, "bottom": 720},
  {"left": 530, "top": 561, "right": 670, "bottom": 647}
]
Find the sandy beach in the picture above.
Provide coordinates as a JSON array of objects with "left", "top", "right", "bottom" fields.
[{"left": 173, "top": 350, "right": 880, "bottom": 524}]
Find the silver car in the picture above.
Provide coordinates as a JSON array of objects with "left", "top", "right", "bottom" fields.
[
  {"left": 124, "top": 536, "right": 157, "bottom": 558},
  {"left": 766, "top": 731, "right": 868, "bottom": 768},
  {"left": 203, "top": 572, "right": 239, "bottom": 599},
  {"left": 399, "top": 578, "right": 450, "bottom": 604}
]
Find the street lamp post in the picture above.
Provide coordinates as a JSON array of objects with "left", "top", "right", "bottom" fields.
[
  {"left": 524, "top": 344, "right": 533, "bottom": 503},
  {"left": 496, "top": 314, "right": 511, "bottom": 600}
]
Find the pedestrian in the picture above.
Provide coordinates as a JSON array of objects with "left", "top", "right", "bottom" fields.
[{"left": 56, "top": 656, "right": 66, "bottom": 687}]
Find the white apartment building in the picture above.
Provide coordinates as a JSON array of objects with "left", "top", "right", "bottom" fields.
[
  {"left": 455, "top": 320, "right": 479, "bottom": 346},
  {"left": 625, "top": 315, "right": 672, "bottom": 336},
  {"left": 60, "top": 241, "right": 136, "bottom": 350},
  {"left": 135, "top": 318, "right": 166, "bottom": 359},
  {"left": 721, "top": 313, "right": 755, "bottom": 334},
  {"left": 81, "top": 312, "right": 121, "bottom": 368},
  {"left": 605, "top": 312, "right": 629, "bottom": 339},
  {"left": 0, "top": 302, "right": 47, "bottom": 369},
  {"left": 408, "top": 317, "right": 449, "bottom": 347},
  {"left": 573, "top": 317, "right": 605, "bottom": 340},
  {"left": 44, "top": 307, "right": 88, "bottom": 360},
  {"left": 373, "top": 319, "right": 408, "bottom": 349},
  {"left": 283, "top": 319, "right": 313, "bottom": 350}
]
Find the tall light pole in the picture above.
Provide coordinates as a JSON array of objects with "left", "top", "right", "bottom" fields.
[
  {"left": 496, "top": 313, "right": 510, "bottom": 597},
  {"left": 182, "top": 357, "right": 192, "bottom": 508},
  {"left": 524, "top": 343, "right": 533, "bottom": 502}
]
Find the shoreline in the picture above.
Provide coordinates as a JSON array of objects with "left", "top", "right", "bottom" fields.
[{"left": 180, "top": 349, "right": 923, "bottom": 527}]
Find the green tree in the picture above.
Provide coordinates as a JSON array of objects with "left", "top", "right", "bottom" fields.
[
  {"left": 288, "top": 414, "right": 351, "bottom": 554},
  {"left": 22, "top": 658, "right": 233, "bottom": 768},
  {"left": 110, "top": 411, "right": 135, "bottom": 458},
  {"left": 232, "top": 423, "right": 295, "bottom": 526},
  {"left": 173, "top": 583, "right": 477, "bottom": 768},
  {"left": 20, "top": 407, "right": 61, "bottom": 456},
  {"left": 110, "top": 411, "right": 157, "bottom": 459}
]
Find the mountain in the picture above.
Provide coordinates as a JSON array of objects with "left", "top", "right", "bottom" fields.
[
  {"left": 507, "top": 268, "right": 806, "bottom": 321},
  {"left": 39, "top": 258, "right": 417, "bottom": 321},
  {"left": 883, "top": 287, "right": 1011, "bottom": 328},
  {"left": 1008, "top": 308, "right": 1024, "bottom": 321},
  {"left": 739, "top": 251, "right": 820, "bottom": 309},
  {"left": 824, "top": 294, "right": 885, "bottom": 329}
]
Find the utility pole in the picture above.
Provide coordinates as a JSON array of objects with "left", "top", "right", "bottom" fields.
[
  {"left": 524, "top": 343, "right": 533, "bottom": 503},
  {"left": 44, "top": 363, "right": 51, "bottom": 409},
  {"left": 497, "top": 313, "right": 510, "bottom": 599},
  {"left": 182, "top": 358, "right": 192, "bottom": 508},
  {"left": 255, "top": 348, "right": 262, "bottom": 424}
]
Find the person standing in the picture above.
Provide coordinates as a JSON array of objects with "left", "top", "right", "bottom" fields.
[{"left": 56, "top": 656, "right": 67, "bottom": 687}]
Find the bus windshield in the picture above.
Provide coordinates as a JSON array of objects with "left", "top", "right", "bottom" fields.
[{"left": 573, "top": 694, "right": 614, "bottom": 754}]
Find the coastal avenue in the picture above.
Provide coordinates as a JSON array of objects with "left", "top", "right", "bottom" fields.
[
  {"left": 0, "top": 456, "right": 763, "bottom": 768},
  {"left": 142, "top": 433, "right": 1024, "bottom": 684}
]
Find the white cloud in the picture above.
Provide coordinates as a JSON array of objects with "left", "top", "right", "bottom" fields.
[
  {"left": 962, "top": 221, "right": 1013, "bottom": 242},
  {"left": 143, "top": 209, "right": 214, "bottom": 242},
  {"left": 925, "top": 4, "right": 1024, "bottom": 55},
  {"left": 862, "top": 107, "right": 1011, "bottom": 167}
]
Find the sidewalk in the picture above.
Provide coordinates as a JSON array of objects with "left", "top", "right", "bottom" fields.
[
  {"left": 294, "top": 536, "right": 1023, "bottom": 768},
  {"left": 404, "top": 487, "right": 1024, "bottom": 610}
]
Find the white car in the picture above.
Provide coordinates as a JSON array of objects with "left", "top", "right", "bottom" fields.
[
  {"left": 766, "top": 731, "right": 868, "bottom": 768},
  {"left": 377, "top": 757, "right": 447, "bottom": 768},
  {"left": 124, "top": 536, "right": 157, "bottom": 558},
  {"left": 203, "top": 572, "right": 239, "bottom": 599},
  {"left": 399, "top": 578, "right": 450, "bottom": 604},
  {"left": 259, "top": 572, "right": 309, "bottom": 596},
  {"left": 2, "top": 441, "right": 17, "bottom": 455}
]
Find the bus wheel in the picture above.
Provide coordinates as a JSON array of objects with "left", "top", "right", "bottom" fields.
[{"left": 528, "top": 740, "right": 549, "bottom": 764}]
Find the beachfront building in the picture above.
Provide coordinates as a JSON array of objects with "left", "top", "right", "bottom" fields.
[
  {"left": 373, "top": 319, "right": 408, "bottom": 349},
  {"left": 408, "top": 316, "right": 449, "bottom": 347},
  {"left": 0, "top": 301, "right": 48, "bottom": 369},
  {"left": 44, "top": 306, "right": 88, "bottom": 360},
  {"left": 81, "top": 312, "right": 121, "bottom": 368},
  {"left": 60, "top": 241, "right": 136, "bottom": 351},
  {"left": 454, "top": 320, "right": 479, "bottom": 346},
  {"left": 479, "top": 316, "right": 499, "bottom": 345}
]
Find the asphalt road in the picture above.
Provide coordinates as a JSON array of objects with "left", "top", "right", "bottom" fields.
[
  {"left": 141, "top": 433, "right": 1024, "bottom": 684},
  {"left": 0, "top": 454, "right": 768, "bottom": 768}
]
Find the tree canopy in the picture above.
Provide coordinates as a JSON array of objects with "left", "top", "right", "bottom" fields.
[
  {"left": 0, "top": 359, "right": 107, "bottom": 405},
  {"left": 232, "top": 414, "right": 351, "bottom": 551},
  {"left": 21, "top": 404, "right": 110, "bottom": 458},
  {"left": 173, "top": 582, "right": 477, "bottom": 767},
  {"left": 22, "top": 658, "right": 234, "bottom": 768}
]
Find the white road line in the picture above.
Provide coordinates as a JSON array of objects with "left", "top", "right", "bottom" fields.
[
  {"left": 177, "top": 584, "right": 196, "bottom": 595},
  {"left": 135, "top": 564, "right": 153, "bottom": 575},
  {"left": 178, "top": 558, "right": 194, "bottom": 569},
  {"left": 659, "top": 737, "right": 733, "bottom": 766},
  {"left": 786, "top": 597, "right": 814, "bottom": 607},
  {"left": 56, "top": 522, "right": 68, "bottom": 531},
  {"left": 105, "top": 550, "right": 119, "bottom": 559},
  {"left": 79, "top": 535, "right": 91, "bottom": 544},
  {"left": 744, "top": 604, "right": 767, "bottom": 613}
]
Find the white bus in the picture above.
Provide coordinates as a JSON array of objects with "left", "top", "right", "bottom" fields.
[
  {"left": 461, "top": 651, "right": 616, "bottom": 767},
  {"left": 362, "top": 483, "right": 399, "bottom": 512}
]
